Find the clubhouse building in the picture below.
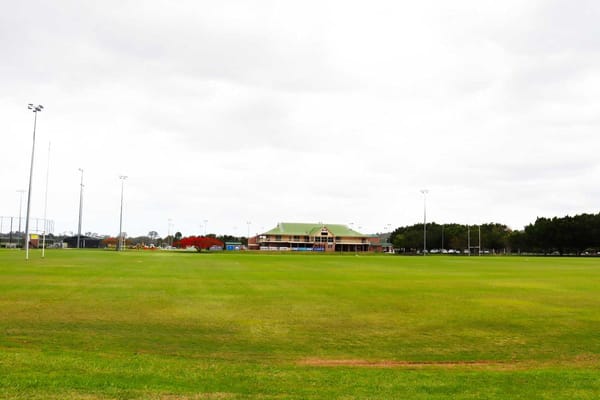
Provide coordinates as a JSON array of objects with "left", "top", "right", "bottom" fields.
[{"left": 249, "top": 222, "right": 382, "bottom": 252}]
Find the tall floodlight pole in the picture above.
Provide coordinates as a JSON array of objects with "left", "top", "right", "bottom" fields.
[
  {"left": 24, "top": 104, "right": 44, "bottom": 260},
  {"left": 76, "top": 168, "right": 84, "bottom": 249},
  {"left": 247, "top": 221, "right": 251, "bottom": 242},
  {"left": 118, "top": 175, "right": 128, "bottom": 251},
  {"left": 203, "top": 219, "right": 208, "bottom": 236},
  {"left": 420, "top": 189, "right": 428, "bottom": 255}
]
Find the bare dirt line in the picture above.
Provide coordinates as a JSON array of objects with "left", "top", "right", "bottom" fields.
[
  {"left": 298, "top": 358, "right": 506, "bottom": 369},
  {"left": 299, "top": 353, "right": 600, "bottom": 370},
  {"left": 156, "top": 393, "right": 236, "bottom": 400}
]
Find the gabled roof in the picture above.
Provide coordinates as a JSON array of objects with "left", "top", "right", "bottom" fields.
[{"left": 264, "top": 222, "right": 365, "bottom": 237}]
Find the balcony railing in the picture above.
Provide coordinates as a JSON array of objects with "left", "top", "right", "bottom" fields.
[{"left": 259, "top": 237, "right": 370, "bottom": 245}]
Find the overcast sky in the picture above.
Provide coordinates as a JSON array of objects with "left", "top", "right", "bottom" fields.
[{"left": 2, "top": 0, "right": 599, "bottom": 238}]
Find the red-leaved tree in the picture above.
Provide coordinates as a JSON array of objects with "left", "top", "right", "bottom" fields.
[
  {"left": 175, "top": 236, "right": 224, "bottom": 251},
  {"left": 103, "top": 237, "right": 118, "bottom": 247}
]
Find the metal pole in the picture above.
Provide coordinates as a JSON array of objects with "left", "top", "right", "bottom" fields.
[
  {"left": 118, "top": 176, "right": 127, "bottom": 251},
  {"left": 77, "top": 168, "right": 84, "bottom": 248},
  {"left": 25, "top": 104, "right": 43, "bottom": 260},
  {"left": 204, "top": 219, "right": 208, "bottom": 236},
  {"left": 42, "top": 142, "right": 51, "bottom": 258}
]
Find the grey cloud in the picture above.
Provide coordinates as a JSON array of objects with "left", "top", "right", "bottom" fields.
[{"left": 2, "top": 1, "right": 600, "bottom": 236}]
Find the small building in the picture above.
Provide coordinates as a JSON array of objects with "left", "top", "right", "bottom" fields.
[
  {"left": 253, "top": 222, "right": 376, "bottom": 252},
  {"left": 63, "top": 235, "right": 102, "bottom": 248},
  {"left": 380, "top": 241, "right": 395, "bottom": 253},
  {"left": 225, "top": 242, "right": 243, "bottom": 251}
]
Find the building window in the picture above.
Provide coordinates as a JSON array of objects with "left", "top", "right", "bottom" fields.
[
  {"left": 275, "top": 235, "right": 282, "bottom": 241},
  {"left": 304, "top": 236, "right": 310, "bottom": 242},
  {"left": 293, "top": 236, "right": 300, "bottom": 241}
]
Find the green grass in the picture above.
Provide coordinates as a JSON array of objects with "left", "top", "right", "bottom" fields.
[{"left": 1, "top": 249, "right": 599, "bottom": 399}]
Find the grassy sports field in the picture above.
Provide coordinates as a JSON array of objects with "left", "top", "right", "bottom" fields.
[{"left": 0, "top": 250, "right": 599, "bottom": 399}]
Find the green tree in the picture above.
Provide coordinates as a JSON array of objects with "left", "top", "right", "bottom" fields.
[{"left": 148, "top": 231, "right": 159, "bottom": 244}]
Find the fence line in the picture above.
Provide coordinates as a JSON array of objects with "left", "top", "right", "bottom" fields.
[{"left": 0, "top": 216, "right": 54, "bottom": 235}]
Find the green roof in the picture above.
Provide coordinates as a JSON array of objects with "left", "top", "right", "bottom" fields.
[{"left": 264, "top": 222, "right": 365, "bottom": 237}]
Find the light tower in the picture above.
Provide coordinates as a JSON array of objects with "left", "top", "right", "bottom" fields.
[{"left": 24, "top": 104, "right": 44, "bottom": 260}]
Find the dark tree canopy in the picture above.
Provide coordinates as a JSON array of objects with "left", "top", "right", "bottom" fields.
[
  {"left": 390, "top": 222, "right": 511, "bottom": 253},
  {"left": 389, "top": 212, "right": 600, "bottom": 255}
]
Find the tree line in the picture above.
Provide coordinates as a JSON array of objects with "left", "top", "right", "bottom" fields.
[
  {"left": 102, "top": 232, "right": 248, "bottom": 249},
  {"left": 389, "top": 212, "right": 600, "bottom": 255}
]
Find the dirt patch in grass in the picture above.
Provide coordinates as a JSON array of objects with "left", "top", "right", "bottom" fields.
[
  {"left": 299, "top": 354, "right": 600, "bottom": 370},
  {"left": 298, "top": 358, "right": 504, "bottom": 369},
  {"left": 155, "top": 394, "right": 236, "bottom": 400}
]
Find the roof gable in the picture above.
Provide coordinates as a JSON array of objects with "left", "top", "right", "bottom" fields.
[{"left": 264, "top": 222, "right": 364, "bottom": 237}]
